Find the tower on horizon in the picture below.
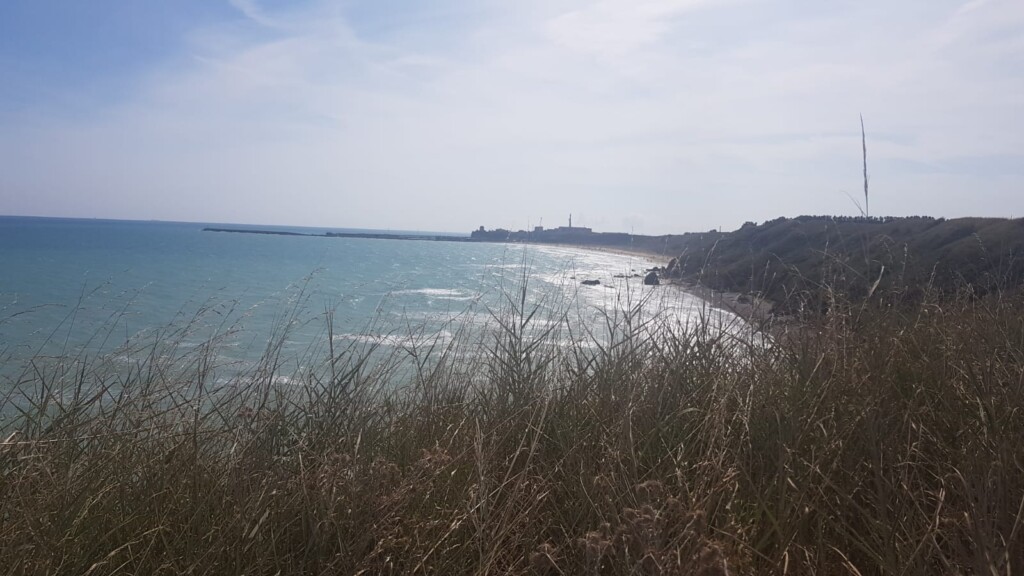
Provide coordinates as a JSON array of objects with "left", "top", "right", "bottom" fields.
[{"left": 569, "top": 214, "right": 572, "bottom": 229}]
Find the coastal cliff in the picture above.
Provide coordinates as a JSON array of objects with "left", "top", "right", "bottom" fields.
[{"left": 653, "top": 216, "right": 1024, "bottom": 313}]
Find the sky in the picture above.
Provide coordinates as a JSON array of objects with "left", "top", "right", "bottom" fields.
[{"left": 0, "top": 0, "right": 1021, "bottom": 234}]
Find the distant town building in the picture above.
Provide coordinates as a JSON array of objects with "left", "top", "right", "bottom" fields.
[{"left": 471, "top": 214, "right": 600, "bottom": 242}]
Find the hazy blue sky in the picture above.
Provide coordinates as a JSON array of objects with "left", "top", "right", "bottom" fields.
[{"left": 1, "top": 0, "right": 1021, "bottom": 234}]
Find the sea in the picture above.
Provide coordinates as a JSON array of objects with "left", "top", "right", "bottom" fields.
[{"left": 0, "top": 216, "right": 734, "bottom": 385}]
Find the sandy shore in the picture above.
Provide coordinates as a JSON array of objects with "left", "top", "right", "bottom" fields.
[
  {"left": 534, "top": 241, "right": 779, "bottom": 329},
  {"left": 665, "top": 279, "right": 778, "bottom": 329}
]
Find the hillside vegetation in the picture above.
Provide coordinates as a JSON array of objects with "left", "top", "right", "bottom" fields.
[{"left": 633, "top": 216, "right": 1024, "bottom": 313}]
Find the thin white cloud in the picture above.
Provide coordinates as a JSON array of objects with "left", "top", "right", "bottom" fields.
[
  {"left": 0, "top": 0, "right": 1021, "bottom": 233},
  {"left": 226, "top": 0, "right": 281, "bottom": 28},
  {"left": 955, "top": 0, "right": 992, "bottom": 17},
  {"left": 544, "top": 0, "right": 726, "bottom": 57},
  {"left": 936, "top": 0, "right": 1024, "bottom": 50}
]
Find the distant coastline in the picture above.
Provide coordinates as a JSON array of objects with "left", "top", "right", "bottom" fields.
[
  {"left": 205, "top": 215, "right": 1024, "bottom": 324},
  {"left": 201, "top": 223, "right": 662, "bottom": 253}
]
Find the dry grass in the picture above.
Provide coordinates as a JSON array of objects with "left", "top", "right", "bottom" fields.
[{"left": 1, "top": 278, "right": 1023, "bottom": 575}]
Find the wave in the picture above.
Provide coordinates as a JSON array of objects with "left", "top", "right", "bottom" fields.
[
  {"left": 332, "top": 330, "right": 455, "bottom": 348},
  {"left": 390, "top": 288, "right": 480, "bottom": 301}
]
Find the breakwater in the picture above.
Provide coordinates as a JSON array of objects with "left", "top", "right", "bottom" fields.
[{"left": 203, "top": 227, "right": 473, "bottom": 242}]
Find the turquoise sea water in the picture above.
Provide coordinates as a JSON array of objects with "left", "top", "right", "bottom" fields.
[{"left": 0, "top": 216, "right": 729, "bottom": 382}]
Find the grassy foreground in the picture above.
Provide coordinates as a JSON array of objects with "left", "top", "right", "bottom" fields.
[{"left": 1, "top": 282, "right": 1023, "bottom": 575}]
